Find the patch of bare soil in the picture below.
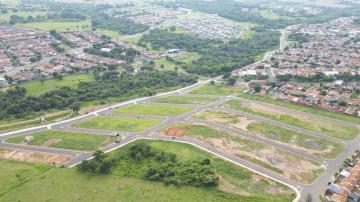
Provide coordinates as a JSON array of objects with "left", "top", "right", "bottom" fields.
[
  {"left": 191, "top": 135, "right": 321, "bottom": 183},
  {"left": 0, "top": 148, "right": 71, "bottom": 166},
  {"left": 230, "top": 117, "right": 258, "bottom": 131},
  {"left": 41, "top": 138, "right": 61, "bottom": 147},
  {"left": 164, "top": 127, "right": 189, "bottom": 137}
]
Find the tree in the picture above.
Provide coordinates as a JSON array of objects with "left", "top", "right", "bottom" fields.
[
  {"left": 71, "top": 102, "right": 81, "bottom": 113},
  {"left": 40, "top": 75, "right": 46, "bottom": 85},
  {"left": 226, "top": 76, "right": 237, "bottom": 86},
  {"left": 93, "top": 150, "right": 106, "bottom": 162},
  {"left": 253, "top": 85, "right": 261, "bottom": 93}
]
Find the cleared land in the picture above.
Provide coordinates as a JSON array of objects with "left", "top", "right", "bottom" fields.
[
  {"left": 0, "top": 148, "right": 70, "bottom": 165},
  {"left": 188, "top": 85, "right": 236, "bottom": 96},
  {"left": 0, "top": 140, "right": 295, "bottom": 202},
  {"left": 15, "top": 73, "right": 94, "bottom": 96},
  {"left": 161, "top": 123, "right": 323, "bottom": 184},
  {"left": 223, "top": 100, "right": 359, "bottom": 140},
  {"left": 73, "top": 116, "right": 162, "bottom": 132},
  {"left": 113, "top": 104, "right": 192, "bottom": 116},
  {"left": 6, "top": 130, "right": 116, "bottom": 151},
  {"left": 193, "top": 110, "right": 344, "bottom": 159},
  {"left": 155, "top": 52, "right": 201, "bottom": 70},
  {"left": 152, "top": 96, "right": 217, "bottom": 105}
]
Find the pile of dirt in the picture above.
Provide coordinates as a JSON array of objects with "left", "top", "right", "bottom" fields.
[
  {"left": 164, "top": 127, "right": 188, "bottom": 137},
  {"left": 0, "top": 148, "right": 71, "bottom": 166}
]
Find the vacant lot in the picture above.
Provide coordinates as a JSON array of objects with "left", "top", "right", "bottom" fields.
[
  {"left": 188, "top": 85, "right": 236, "bottom": 96},
  {"left": 223, "top": 100, "right": 359, "bottom": 140},
  {"left": 73, "top": 116, "right": 162, "bottom": 132},
  {"left": 161, "top": 123, "right": 323, "bottom": 183},
  {"left": 113, "top": 104, "right": 192, "bottom": 116},
  {"left": 15, "top": 73, "right": 94, "bottom": 96},
  {"left": 152, "top": 96, "right": 217, "bottom": 105},
  {"left": 0, "top": 148, "right": 70, "bottom": 165},
  {"left": 6, "top": 130, "right": 116, "bottom": 151},
  {"left": 0, "top": 141, "right": 295, "bottom": 202},
  {"left": 194, "top": 110, "right": 344, "bottom": 159}
]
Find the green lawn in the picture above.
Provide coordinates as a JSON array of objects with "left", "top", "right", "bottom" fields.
[
  {"left": 73, "top": 117, "right": 162, "bottom": 132},
  {"left": 237, "top": 92, "right": 360, "bottom": 125},
  {"left": 224, "top": 100, "right": 359, "bottom": 140},
  {"left": 95, "top": 29, "right": 121, "bottom": 39},
  {"left": 6, "top": 130, "right": 116, "bottom": 151},
  {"left": 0, "top": 140, "right": 295, "bottom": 202},
  {"left": 17, "top": 20, "right": 91, "bottom": 31},
  {"left": 188, "top": 85, "right": 236, "bottom": 96},
  {"left": 15, "top": 73, "right": 94, "bottom": 96},
  {"left": 113, "top": 104, "right": 192, "bottom": 116},
  {"left": 152, "top": 96, "right": 217, "bottom": 105}
]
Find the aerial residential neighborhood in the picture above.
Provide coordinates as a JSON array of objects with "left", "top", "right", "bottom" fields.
[{"left": 0, "top": 0, "right": 359, "bottom": 202}]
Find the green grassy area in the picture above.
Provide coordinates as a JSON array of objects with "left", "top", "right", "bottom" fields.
[
  {"left": 259, "top": 10, "right": 281, "bottom": 20},
  {"left": 15, "top": 73, "right": 94, "bottom": 96},
  {"left": 0, "top": 160, "right": 51, "bottom": 196},
  {"left": 73, "top": 117, "right": 162, "bottom": 132},
  {"left": 95, "top": 29, "right": 121, "bottom": 39},
  {"left": 224, "top": 100, "right": 359, "bottom": 140},
  {"left": 155, "top": 52, "right": 201, "bottom": 70},
  {"left": 113, "top": 104, "right": 192, "bottom": 116},
  {"left": 0, "top": 11, "right": 49, "bottom": 22},
  {"left": 152, "top": 96, "right": 217, "bottom": 105},
  {"left": 188, "top": 85, "right": 237, "bottom": 96},
  {"left": 237, "top": 92, "right": 360, "bottom": 124},
  {"left": 193, "top": 110, "right": 240, "bottom": 124},
  {"left": 6, "top": 130, "right": 116, "bottom": 151},
  {"left": 17, "top": 20, "right": 91, "bottom": 31},
  {"left": 0, "top": 140, "right": 295, "bottom": 202},
  {"left": 0, "top": 111, "right": 72, "bottom": 133},
  {"left": 247, "top": 122, "right": 344, "bottom": 159}
]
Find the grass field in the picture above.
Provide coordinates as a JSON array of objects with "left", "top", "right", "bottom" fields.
[
  {"left": 0, "top": 140, "right": 295, "bottom": 202},
  {"left": 155, "top": 52, "right": 201, "bottom": 70},
  {"left": 237, "top": 91, "right": 360, "bottom": 124},
  {"left": 95, "top": 29, "right": 121, "bottom": 39},
  {"left": 73, "top": 116, "right": 162, "bottom": 132},
  {"left": 6, "top": 130, "right": 116, "bottom": 151},
  {"left": 224, "top": 100, "right": 359, "bottom": 140},
  {"left": 188, "top": 85, "right": 237, "bottom": 96},
  {"left": 193, "top": 110, "right": 343, "bottom": 159},
  {"left": 0, "top": 11, "right": 49, "bottom": 22},
  {"left": 247, "top": 122, "right": 344, "bottom": 159},
  {"left": 17, "top": 20, "right": 91, "bottom": 31},
  {"left": 113, "top": 104, "right": 192, "bottom": 116},
  {"left": 152, "top": 96, "right": 217, "bottom": 105},
  {"left": 15, "top": 73, "right": 94, "bottom": 96},
  {"left": 162, "top": 123, "right": 323, "bottom": 183}
]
